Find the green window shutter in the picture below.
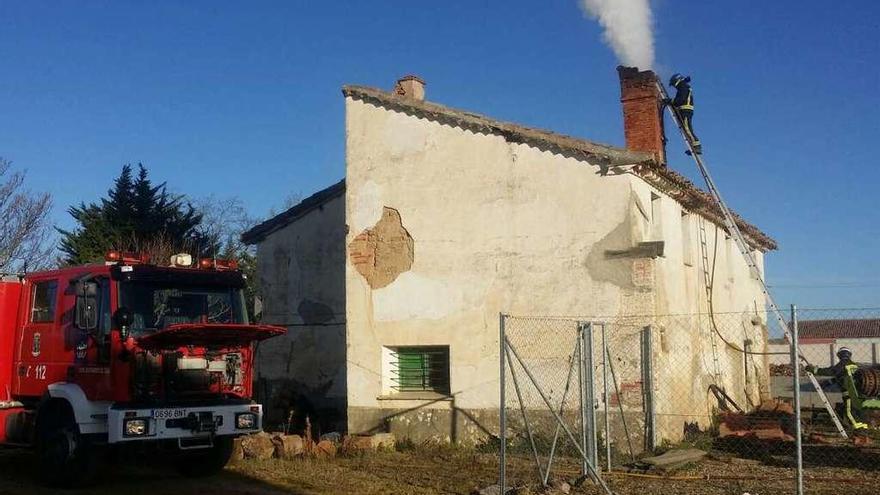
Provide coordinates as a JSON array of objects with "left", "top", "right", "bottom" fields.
[
  {"left": 392, "top": 346, "right": 450, "bottom": 394},
  {"left": 397, "top": 349, "right": 426, "bottom": 390}
]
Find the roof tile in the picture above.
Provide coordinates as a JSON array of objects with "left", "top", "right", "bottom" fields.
[{"left": 798, "top": 319, "right": 880, "bottom": 340}]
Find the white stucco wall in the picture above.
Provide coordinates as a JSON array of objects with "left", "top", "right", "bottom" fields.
[
  {"left": 342, "top": 95, "right": 771, "bottom": 441},
  {"left": 344, "top": 97, "right": 636, "bottom": 436},
  {"left": 629, "top": 178, "right": 770, "bottom": 429}
]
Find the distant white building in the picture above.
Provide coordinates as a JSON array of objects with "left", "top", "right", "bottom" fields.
[{"left": 769, "top": 319, "right": 880, "bottom": 367}]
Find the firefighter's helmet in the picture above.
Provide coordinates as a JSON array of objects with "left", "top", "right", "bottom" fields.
[
  {"left": 838, "top": 347, "right": 853, "bottom": 360},
  {"left": 669, "top": 73, "right": 691, "bottom": 88}
]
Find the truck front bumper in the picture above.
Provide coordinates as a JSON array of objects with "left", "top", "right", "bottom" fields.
[{"left": 108, "top": 403, "right": 262, "bottom": 444}]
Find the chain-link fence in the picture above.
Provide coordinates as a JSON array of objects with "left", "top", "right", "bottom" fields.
[
  {"left": 499, "top": 309, "right": 880, "bottom": 495},
  {"left": 783, "top": 308, "right": 880, "bottom": 492}
]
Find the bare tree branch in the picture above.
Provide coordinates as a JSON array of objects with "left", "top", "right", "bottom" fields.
[
  {"left": 193, "top": 195, "right": 258, "bottom": 256},
  {"left": 0, "top": 159, "right": 54, "bottom": 273}
]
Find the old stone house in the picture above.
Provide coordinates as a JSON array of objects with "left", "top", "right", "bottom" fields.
[{"left": 241, "top": 68, "right": 777, "bottom": 443}]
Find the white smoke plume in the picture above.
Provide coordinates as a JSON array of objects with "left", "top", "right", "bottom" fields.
[{"left": 579, "top": 0, "right": 655, "bottom": 69}]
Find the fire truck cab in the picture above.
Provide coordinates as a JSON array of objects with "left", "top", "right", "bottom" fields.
[{"left": 0, "top": 252, "right": 284, "bottom": 486}]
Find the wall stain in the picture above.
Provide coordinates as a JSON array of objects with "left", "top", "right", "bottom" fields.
[{"left": 297, "top": 299, "right": 336, "bottom": 325}]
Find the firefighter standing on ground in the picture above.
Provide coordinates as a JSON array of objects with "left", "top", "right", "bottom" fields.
[
  {"left": 667, "top": 73, "right": 702, "bottom": 155},
  {"left": 807, "top": 347, "right": 870, "bottom": 433}
]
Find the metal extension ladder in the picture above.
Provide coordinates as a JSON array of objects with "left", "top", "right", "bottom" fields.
[
  {"left": 698, "top": 218, "right": 724, "bottom": 388},
  {"left": 656, "top": 82, "right": 848, "bottom": 438}
]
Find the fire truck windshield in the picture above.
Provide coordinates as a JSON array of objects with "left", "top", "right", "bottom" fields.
[{"left": 120, "top": 281, "right": 249, "bottom": 336}]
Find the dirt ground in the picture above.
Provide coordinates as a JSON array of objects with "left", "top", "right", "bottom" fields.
[{"left": 0, "top": 445, "right": 878, "bottom": 495}]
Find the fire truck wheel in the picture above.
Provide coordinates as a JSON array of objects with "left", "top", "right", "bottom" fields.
[
  {"left": 36, "top": 402, "right": 99, "bottom": 487},
  {"left": 175, "top": 436, "right": 235, "bottom": 478}
]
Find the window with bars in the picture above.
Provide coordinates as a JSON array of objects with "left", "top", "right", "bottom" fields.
[{"left": 389, "top": 346, "right": 450, "bottom": 394}]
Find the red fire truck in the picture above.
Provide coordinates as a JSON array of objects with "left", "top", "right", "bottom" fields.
[{"left": 0, "top": 252, "right": 284, "bottom": 486}]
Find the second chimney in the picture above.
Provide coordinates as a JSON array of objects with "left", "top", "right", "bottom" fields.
[
  {"left": 618, "top": 66, "right": 666, "bottom": 165},
  {"left": 394, "top": 74, "right": 426, "bottom": 101}
]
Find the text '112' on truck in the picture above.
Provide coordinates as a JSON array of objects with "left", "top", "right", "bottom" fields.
[{"left": 0, "top": 251, "right": 285, "bottom": 486}]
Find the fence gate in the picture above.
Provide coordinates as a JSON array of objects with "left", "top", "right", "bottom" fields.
[{"left": 499, "top": 314, "right": 612, "bottom": 494}]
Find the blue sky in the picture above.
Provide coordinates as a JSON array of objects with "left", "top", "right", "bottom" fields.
[{"left": 1, "top": 1, "right": 878, "bottom": 308}]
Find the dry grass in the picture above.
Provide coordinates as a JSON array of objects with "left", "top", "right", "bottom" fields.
[{"left": 1, "top": 444, "right": 879, "bottom": 495}]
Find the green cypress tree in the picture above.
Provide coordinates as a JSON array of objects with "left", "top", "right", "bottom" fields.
[
  {"left": 58, "top": 164, "right": 213, "bottom": 264},
  {"left": 103, "top": 164, "right": 136, "bottom": 237}
]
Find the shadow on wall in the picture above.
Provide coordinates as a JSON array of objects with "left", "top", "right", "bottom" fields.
[
  {"left": 356, "top": 394, "right": 497, "bottom": 445},
  {"left": 257, "top": 377, "right": 346, "bottom": 436}
]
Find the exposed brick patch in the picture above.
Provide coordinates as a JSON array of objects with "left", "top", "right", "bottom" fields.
[
  {"left": 632, "top": 259, "right": 655, "bottom": 288},
  {"left": 348, "top": 207, "right": 414, "bottom": 289},
  {"left": 610, "top": 381, "right": 644, "bottom": 407}
]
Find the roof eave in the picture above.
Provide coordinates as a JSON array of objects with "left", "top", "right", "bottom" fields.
[
  {"left": 631, "top": 162, "right": 778, "bottom": 252},
  {"left": 342, "top": 85, "right": 654, "bottom": 169},
  {"left": 342, "top": 84, "right": 776, "bottom": 252},
  {"left": 241, "top": 180, "right": 345, "bottom": 245}
]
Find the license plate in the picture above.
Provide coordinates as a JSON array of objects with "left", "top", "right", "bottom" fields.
[{"left": 152, "top": 408, "right": 187, "bottom": 419}]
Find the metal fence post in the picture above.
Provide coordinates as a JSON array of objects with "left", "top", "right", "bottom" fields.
[
  {"left": 602, "top": 323, "right": 611, "bottom": 472},
  {"left": 581, "top": 323, "right": 598, "bottom": 473},
  {"left": 577, "top": 323, "right": 588, "bottom": 477},
  {"left": 791, "top": 305, "right": 803, "bottom": 495},
  {"left": 589, "top": 325, "right": 598, "bottom": 471},
  {"left": 641, "top": 326, "right": 656, "bottom": 452},
  {"left": 499, "top": 313, "right": 506, "bottom": 494}
]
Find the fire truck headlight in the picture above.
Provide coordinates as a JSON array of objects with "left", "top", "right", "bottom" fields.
[
  {"left": 123, "top": 419, "right": 148, "bottom": 437},
  {"left": 235, "top": 413, "right": 257, "bottom": 430}
]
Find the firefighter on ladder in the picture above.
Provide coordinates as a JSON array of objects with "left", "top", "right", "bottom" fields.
[
  {"left": 666, "top": 73, "right": 702, "bottom": 155},
  {"left": 807, "top": 347, "right": 871, "bottom": 436}
]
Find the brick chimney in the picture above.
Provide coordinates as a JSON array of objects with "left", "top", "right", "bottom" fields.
[
  {"left": 618, "top": 66, "right": 666, "bottom": 165},
  {"left": 394, "top": 74, "right": 426, "bottom": 101}
]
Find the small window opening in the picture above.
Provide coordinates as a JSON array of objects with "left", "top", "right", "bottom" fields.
[
  {"left": 389, "top": 346, "right": 450, "bottom": 394},
  {"left": 681, "top": 212, "right": 694, "bottom": 266},
  {"left": 650, "top": 193, "right": 662, "bottom": 238}
]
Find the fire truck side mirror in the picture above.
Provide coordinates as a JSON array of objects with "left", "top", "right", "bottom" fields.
[
  {"left": 74, "top": 281, "right": 98, "bottom": 331},
  {"left": 113, "top": 307, "right": 133, "bottom": 339}
]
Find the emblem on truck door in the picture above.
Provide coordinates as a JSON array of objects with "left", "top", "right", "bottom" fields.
[
  {"left": 31, "top": 333, "right": 41, "bottom": 357},
  {"left": 75, "top": 338, "right": 88, "bottom": 362}
]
